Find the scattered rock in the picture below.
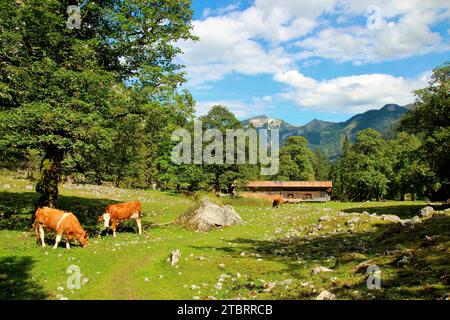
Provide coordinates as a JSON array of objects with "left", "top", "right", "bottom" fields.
[
  {"left": 353, "top": 260, "right": 373, "bottom": 273},
  {"left": 263, "top": 282, "right": 276, "bottom": 292},
  {"left": 196, "top": 256, "right": 206, "bottom": 261},
  {"left": 351, "top": 290, "right": 361, "bottom": 299},
  {"left": 316, "top": 290, "right": 336, "bottom": 300},
  {"left": 2, "top": 184, "right": 11, "bottom": 189},
  {"left": 311, "top": 266, "right": 333, "bottom": 275},
  {"left": 420, "top": 206, "right": 434, "bottom": 218},
  {"left": 144, "top": 277, "right": 150, "bottom": 282},
  {"left": 345, "top": 217, "right": 360, "bottom": 225},
  {"left": 177, "top": 197, "right": 243, "bottom": 232},
  {"left": 278, "top": 279, "right": 294, "bottom": 286},
  {"left": 381, "top": 214, "right": 401, "bottom": 222},
  {"left": 170, "top": 249, "right": 181, "bottom": 266},
  {"left": 218, "top": 263, "right": 226, "bottom": 269},
  {"left": 319, "top": 216, "right": 331, "bottom": 222},
  {"left": 397, "top": 255, "right": 411, "bottom": 266}
]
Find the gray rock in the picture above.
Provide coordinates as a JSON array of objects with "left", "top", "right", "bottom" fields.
[
  {"left": 420, "top": 206, "right": 434, "bottom": 217},
  {"left": 177, "top": 197, "right": 243, "bottom": 232},
  {"left": 381, "top": 214, "right": 401, "bottom": 222},
  {"left": 311, "top": 266, "right": 333, "bottom": 275},
  {"left": 316, "top": 290, "right": 336, "bottom": 300},
  {"left": 345, "top": 217, "right": 360, "bottom": 225},
  {"left": 170, "top": 249, "right": 181, "bottom": 266},
  {"left": 319, "top": 216, "right": 331, "bottom": 222}
]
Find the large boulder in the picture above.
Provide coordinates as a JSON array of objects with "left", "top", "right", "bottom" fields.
[
  {"left": 177, "top": 197, "right": 243, "bottom": 232},
  {"left": 420, "top": 206, "right": 434, "bottom": 217}
]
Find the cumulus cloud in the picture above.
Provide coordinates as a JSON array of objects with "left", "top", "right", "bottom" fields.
[
  {"left": 179, "top": 0, "right": 449, "bottom": 85},
  {"left": 274, "top": 70, "right": 432, "bottom": 113},
  {"left": 178, "top": 1, "right": 336, "bottom": 85},
  {"left": 298, "top": 1, "right": 450, "bottom": 64},
  {"left": 177, "top": 0, "right": 448, "bottom": 115}
]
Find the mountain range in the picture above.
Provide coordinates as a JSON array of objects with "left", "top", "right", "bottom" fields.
[{"left": 242, "top": 104, "right": 411, "bottom": 159}]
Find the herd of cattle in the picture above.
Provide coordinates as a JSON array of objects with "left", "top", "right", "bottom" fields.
[{"left": 34, "top": 201, "right": 142, "bottom": 249}]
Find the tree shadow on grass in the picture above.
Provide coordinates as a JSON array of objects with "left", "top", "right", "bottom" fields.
[
  {"left": 0, "top": 256, "right": 48, "bottom": 300},
  {"left": 0, "top": 191, "right": 118, "bottom": 235},
  {"left": 192, "top": 214, "right": 450, "bottom": 299},
  {"left": 342, "top": 204, "right": 445, "bottom": 219}
]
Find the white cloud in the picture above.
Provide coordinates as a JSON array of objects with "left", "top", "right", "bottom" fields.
[
  {"left": 178, "top": 0, "right": 448, "bottom": 116},
  {"left": 203, "top": 3, "right": 241, "bottom": 18},
  {"left": 298, "top": 4, "right": 450, "bottom": 64},
  {"left": 179, "top": 1, "right": 336, "bottom": 85},
  {"left": 274, "top": 70, "right": 431, "bottom": 113},
  {"left": 179, "top": 0, "right": 449, "bottom": 85}
]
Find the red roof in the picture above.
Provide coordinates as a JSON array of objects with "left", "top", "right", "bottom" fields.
[{"left": 246, "top": 181, "right": 332, "bottom": 188}]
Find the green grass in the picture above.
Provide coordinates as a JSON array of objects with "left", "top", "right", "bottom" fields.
[{"left": 0, "top": 174, "right": 449, "bottom": 300}]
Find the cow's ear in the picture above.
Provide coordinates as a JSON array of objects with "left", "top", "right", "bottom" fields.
[{"left": 98, "top": 215, "right": 103, "bottom": 221}]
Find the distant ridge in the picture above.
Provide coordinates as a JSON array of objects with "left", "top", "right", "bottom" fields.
[{"left": 242, "top": 104, "right": 410, "bottom": 159}]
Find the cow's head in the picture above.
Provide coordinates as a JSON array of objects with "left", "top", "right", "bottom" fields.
[
  {"left": 78, "top": 231, "right": 89, "bottom": 247},
  {"left": 98, "top": 213, "right": 110, "bottom": 228}
]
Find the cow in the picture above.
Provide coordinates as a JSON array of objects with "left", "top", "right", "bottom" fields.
[
  {"left": 272, "top": 195, "right": 284, "bottom": 208},
  {"left": 98, "top": 201, "right": 142, "bottom": 237},
  {"left": 34, "top": 207, "right": 89, "bottom": 249}
]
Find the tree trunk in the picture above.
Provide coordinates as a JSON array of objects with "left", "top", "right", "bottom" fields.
[{"left": 35, "top": 148, "right": 64, "bottom": 208}]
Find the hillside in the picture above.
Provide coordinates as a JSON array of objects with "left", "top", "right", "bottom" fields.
[{"left": 243, "top": 104, "right": 410, "bottom": 159}]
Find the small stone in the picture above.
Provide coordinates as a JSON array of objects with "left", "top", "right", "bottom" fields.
[
  {"left": 278, "top": 279, "right": 294, "bottom": 286},
  {"left": 218, "top": 263, "right": 226, "bottom": 269},
  {"left": 316, "top": 290, "right": 336, "bottom": 300},
  {"left": 170, "top": 249, "right": 181, "bottom": 266},
  {"left": 311, "top": 266, "right": 333, "bottom": 275},
  {"left": 263, "top": 282, "right": 276, "bottom": 292}
]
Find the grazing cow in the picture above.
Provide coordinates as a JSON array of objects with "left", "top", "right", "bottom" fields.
[
  {"left": 99, "top": 201, "right": 142, "bottom": 237},
  {"left": 34, "top": 207, "right": 89, "bottom": 249},
  {"left": 272, "top": 195, "right": 284, "bottom": 208}
]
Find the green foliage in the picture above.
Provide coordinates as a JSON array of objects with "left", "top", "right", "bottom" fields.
[
  {"left": 331, "top": 130, "right": 392, "bottom": 201},
  {"left": 400, "top": 62, "right": 450, "bottom": 200},
  {"left": 0, "top": 0, "right": 197, "bottom": 203},
  {"left": 276, "top": 136, "right": 315, "bottom": 181}
]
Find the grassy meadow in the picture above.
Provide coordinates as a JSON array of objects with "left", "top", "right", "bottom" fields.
[{"left": 0, "top": 173, "right": 449, "bottom": 300}]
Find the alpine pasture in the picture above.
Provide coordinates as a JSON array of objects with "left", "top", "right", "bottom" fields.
[{"left": 1, "top": 173, "right": 448, "bottom": 300}]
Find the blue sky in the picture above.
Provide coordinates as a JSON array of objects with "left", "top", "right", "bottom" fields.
[{"left": 178, "top": 0, "right": 450, "bottom": 125}]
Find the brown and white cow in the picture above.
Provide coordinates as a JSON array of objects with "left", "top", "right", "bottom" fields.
[
  {"left": 34, "top": 207, "right": 89, "bottom": 249},
  {"left": 98, "top": 201, "right": 142, "bottom": 237}
]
